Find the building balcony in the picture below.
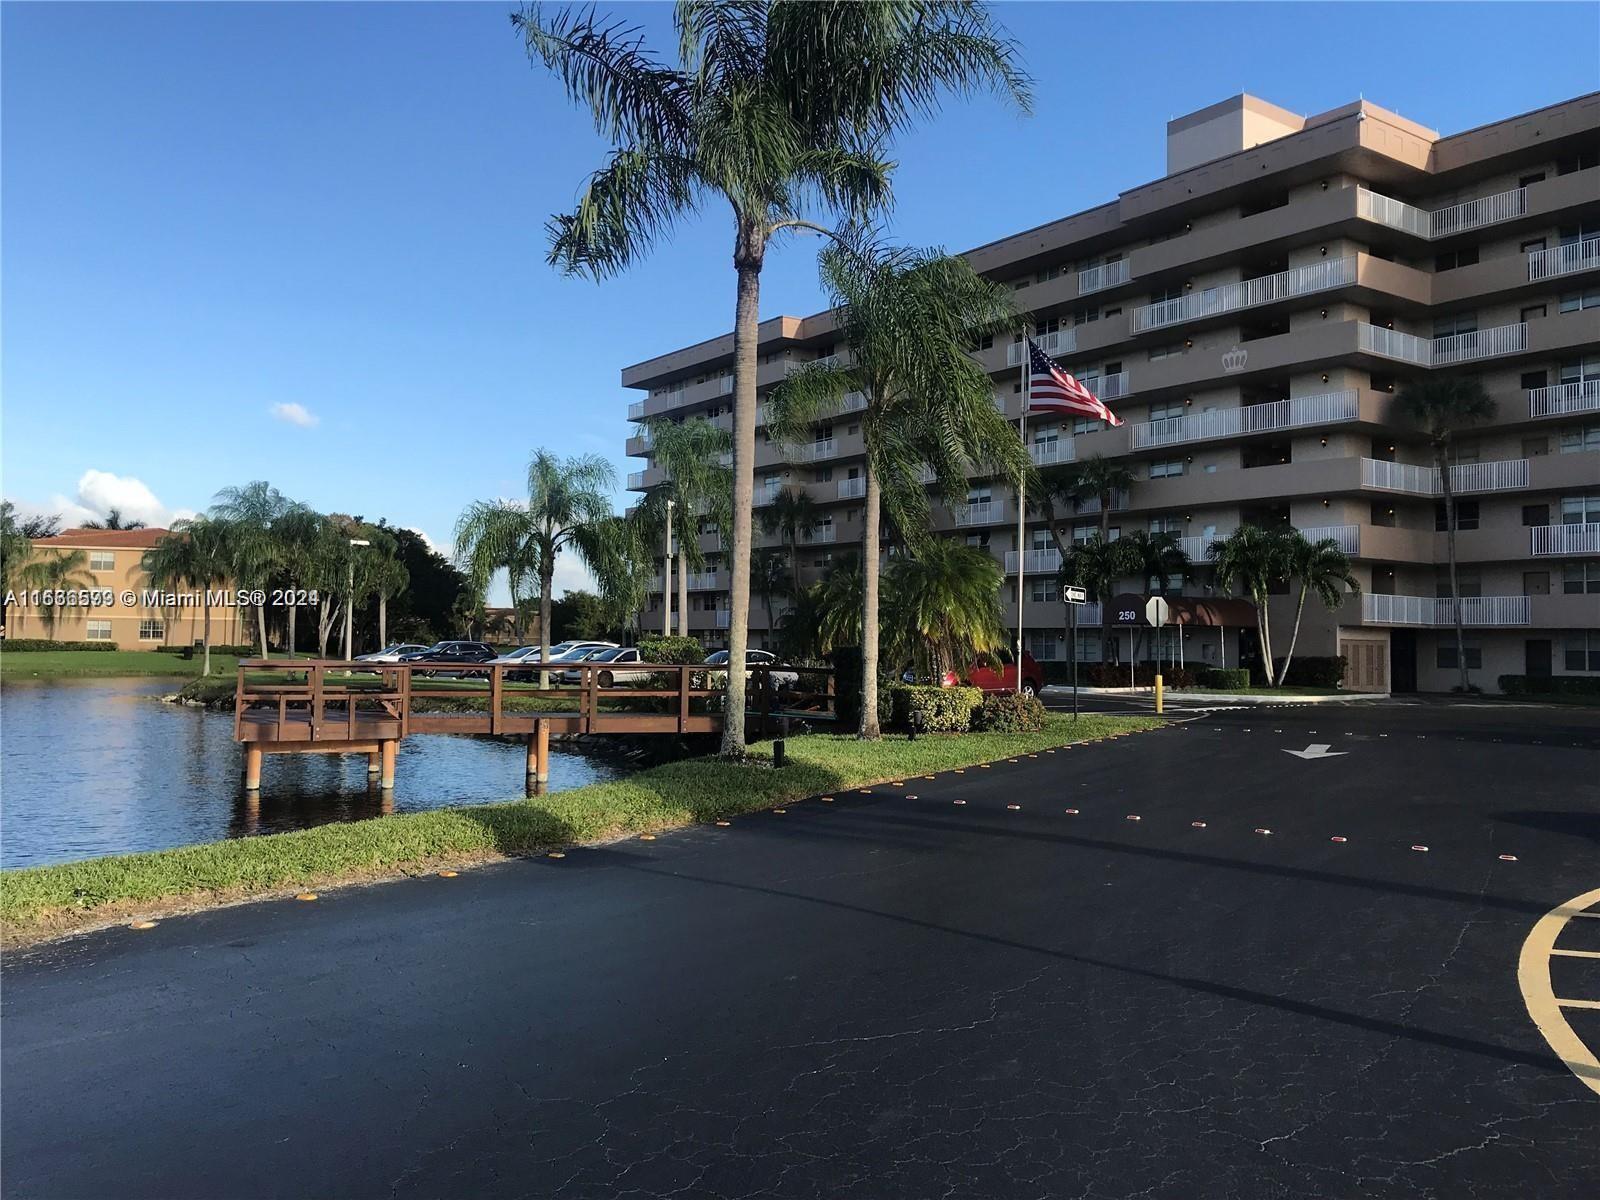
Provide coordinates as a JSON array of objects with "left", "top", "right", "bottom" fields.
[
  {"left": 1130, "top": 389, "right": 1359, "bottom": 451},
  {"left": 685, "top": 572, "right": 722, "bottom": 591},
  {"left": 804, "top": 525, "right": 837, "bottom": 544},
  {"left": 1029, "top": 438, "right": 1076, "bottom": 467},
  {"left": 1090, "top": 372, "right": 1130, "bottom": 401},
  {"left": 1174, "top": 535, "right": 1208, "bottom": 562},
  {"left": 953, "top": 500, "right": 1005, "bottom": 527},
  {"left": 1531, "top": 523, "right": 1600, "bottom": 556},
  {"left": 626, "top": 470, "right": 651, "bottom": 490},
  {"left": 1359, "top": 457, "right": 1530, "bottom": 496},
  {"left": 795, "top": 438, "right": 839, "bottom": 462},
  {"left": 1358, "top": 321, "right": 1528, "bottom": 368},
  {"left": 1078, "top": 259, "right": 1131, "bottom": 294},
  {"left": 837, "top": 476, "right": 866, "bottom": 500},
  {"left": 1004, "top": 547, "right": 1062, "bottom": 574},
  {"left": 1006, "top": 327, "right": 1075, "bottom": 366},
  {"left": 1299, "top": 524, "right": 1360, "bottom": 556},
  {"left": 1529, "top": 379, "right": 1600, "bottom": 420},
  {"left": 1528, "top": 237, "right": 1600, "bottom": 283},
  {"left": 1361, "top": 593, "right": 1531, "bottom": 627},
  {"left": 1356, "top": 184, "right": 1529, "bottom": 240},
  {"left": 1131, "top": 257, "right": 1357, "bottom": 335}
]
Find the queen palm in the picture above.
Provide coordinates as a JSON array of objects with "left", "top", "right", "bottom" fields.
[
  {"left": 643, "top": 415, "right": 732, "bottom": 635},
  {"left": 81, "top": 508, "right": 146, "bottom": 531},
  {"left": 1208, "top": 524, "right": 1294, "bottom": 686},
  {"left": 455, "top": 451, "right": 616, "bottom": 687},
  {"left": 520, "top": 0, "right": 1029, "bottom": 755},
  {"left": 1276, "top": 533, "right": 1360, "bottom": 686},
  {"left": 769, "top": 237, "right": 1028, "bottom": 736},
  {"left": 16, "top": 549, "right": 95, "bottom": 640},
  {"left": 141, "top": 517, "right": 232, "bottom": 673},
  {"left": 760, "top": 487, "right": 819, "bottom": 592},
  {"left": 1396, "top": 375, "right": 1496, "bottom": 691},
  {"left": 1060, "top": 534, "right": 1138, "bottom": 664},
  {"left": 1066, "top": 454, "right": 1135, "bottom": 543},
  {"left": 886, "top": 539, "right": 1004, "bottom": 682}
]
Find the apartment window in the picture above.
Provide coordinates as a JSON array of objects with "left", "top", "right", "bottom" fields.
[
  {"left": 1562, "top": 562, "right": 1600, "bottom": 595},
  {"left": 1071, "top": 521, "right": 1099, "bottom": 544},
  {"left": 1371, "top": 373, "right": 1397, "bottom": 394},
  {"left": 1436, "top": 641, "right": 1483, "bottom": 670},
  {"left": 85, "top": 620, "right": 113, "bottom": 641},
  {"left": 1525, "top": 571, "right": 1552, "bottom": 595},
  {"left": 1519, "top": 173, "right": 1547, "bottom": 188},
  {"left": 1148, "top": 459, "right": 1184, "bottom": 479},
  {"left": 1071, "top": 306, "right": 1100, "bottom": 326},
  {"left": 1035, "top": 264, "right": 1063, "bottom": 284},
  {"left": 1029, "top": 578, "right": 1058, "bottom": 603},
  {"left": 1028, "top": 528, "right": 1052, "bottom": 550},
  {"left": 1565, "top": 630, "right": 1600, "bottom": 672},
  {"left": 1027, "top": 633, "right": 1062, "bottom": 662},
  {"left": 965, "top": 532, "right": 990, "bottom": 548},
  {"left": 1559, "top": 288, "right": 1600, "bottom": 313},
  {"left": 1524, "top": 436, "right": 1550, "bottom": 457},
  {"left": 89, "top": 551, "right": 115, "bottom": 572},
  {"left": 1239, "top": 187, "right": 1289, "bottom": 217},
  {"left": 1562, "top": 495, "right": 1600, "bottom": 524},
  {"left": 1148, "top": 399, "right": 1185, "bottom": 423},
  {"left": 1521, "top": 304, "right": 1547, "bottom": 322},
  {"left": 1523, "top": 504, "right": 1552, "bottom": 527},
  {"left": 1433, "top": 312, "right": 1477, "bottom": 338},
  {"left": 1559, "top": 218, "right": 1600, "bottom": 245},
  {"left": 1435, "top": 567, "right": 1481, "bottom": 599},
  {"left": 967, "top": 486, "right": 992, "bottom": 506},
  {"left": 1147, "top": 343, "right": 1185, "bottom": 361},
  {"left": 1452, "top": 440, "right": 1481, "bottom": 464},
  {"left": 1559, "top": 356, "right": 1600, "bottom": 386},
  {"left": 1149, "top": 285, "right": 1184, "bottom": 306},
  {"left": 1436, "top": 500, "right": 1480, "bottom": 531},
  {"left": 1148, "top": 515, "right": 1183, "bottom": 534},
  {"left": 1560, "top": 424, "right": 1600, "bottom": 453},
  {"left": 970, "top": 333, "right": 994, "bottom": 351},
  {"left": 1521, "top": 238, "right": 1547, "bottom": 255},
  {"left": 816, "top": 467, "right": 833, "bottom": 482},
  {"left": 1521, "top": 370, "right": 1549, "bottom": 391},
  {"left": 1434, "top": 246, "right": 1479, "bottom": 272},
  {"left": 1071, "top": 416, "right": 1101, "bottom": 435},
  {"left": 1035, "top": 316, "right": 1061, "bottom": 336},
  {"left": 1371, "top": 502, "right": 1397, "bottom": 528},
  {"left": 1557, "top": 147, "right": 1600, "bottom": 174},
  {"left": 138, "top": 618, "right": 165, "bottom": 641}
]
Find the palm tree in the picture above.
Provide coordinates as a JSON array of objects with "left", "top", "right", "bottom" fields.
[
  {"left": 80, "top": 508, "right": 146, "bottom": 531},
  {"left": 16, "top": 549, "right": 94, "bottom": 640},
  {"left": 769, "top": 237, "right": 1029, "bottom": 737},
  {"left": 1065, "top": 454, "right": 1134, "bottom": 543},
  {"left": 760, "top": 488, "right": 819, "bottom": 594},
  {"left": 886, "top": 539, "right": 1004, "bottom": 681},
  {"left": 1, "top": 501, "right": 33, "bottom": 636},
  {"left": 643, "top": 416, "right": 732, "bottom": 636},
  {"left": 454, "top": 451, "right": 616, "bottom": 687},
  {"left": 1060, "top": 534, "right": 1138, "bottom": 664},
  {"left": 212, "top": 482, "right": 297, "bottom": 658},
  {"left": 142, "top": 518, "right": 231, "bottom": 674},
  {"left": 1396, "top": 375, "right": 1496, "bottom": 691},
  {"left": 813, "top": 554, "right": 866, "bottom": 655},
  {"left": 751, "top": 547, "right": 790, "bottom": 633},
  {"left": 1122, "top": 529, "right": 1190, "bottom": 597},
  {"left": 1208, "top": 524, "right": 1293, "bottom": 686},
  {"left": 271, "top": 506, "right": 325, "bottom": 657},
  {"left": 1277, "top": 533, "right": 1360, "bottom": 686},
  {"left": 520, "top": 1, "right": 1030, "bottom": 756}
]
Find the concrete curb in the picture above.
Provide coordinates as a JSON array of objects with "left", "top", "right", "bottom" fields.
[{"left": 1041, "top": 685, "right": 1388, "bottom": 705}]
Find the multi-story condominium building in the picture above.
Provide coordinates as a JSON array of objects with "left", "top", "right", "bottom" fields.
[
  {"left": 9, "top": 528, "right": 249, "bottom": 649},
  {"left": 622, "top": 91, "right": 1600, "bottom": 694}
]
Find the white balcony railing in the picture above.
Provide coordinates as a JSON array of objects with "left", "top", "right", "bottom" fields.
[
  {"left": 1131, "top": 257, "right": 1357, "bottom": 333},
  {"left": 1358, "top": 323, "right": 1431, "bottom": 365},
  {"left": 1004, "top": 547, "right": 1063, "bottom": 574},
  {"left": 913, "top": 463, "right": 938, "bottom": 484},
  {"left": 685, "top": 572, "right": 721, "bottom": 590},
  {"left": 1175, "top": 536, "right": 1207, "bottom": 562},
  {"left": 1529, "top": 237, "right": 1600, "bottom": 282},
  {"left": 838, "top": 391, "right": 868, "bottom": 414},
  {"left": 837, "top": 476, "right": 866, "bottom": 500},
  {"left": 953, "top": 501, "right": 1004, "bottom": 526},
  {"left": 1131, "top": 389, "right": 1358, "bottom": 450},
  {"left": 1531, "top": 523, "right": 1600, "bottom": 556},
  {"left": 1357, "top": 185, "right": 1528, "bottom": 239},
  {"left": 1360, "top": 457, "right": 1530, "bottom": 495},
  {"left": 626, "top": 470, "right": 649, "bottom": 489},
  {"left": 1075, "top": 490, "right": 1129, "bottom": 516},
  {"left": 1029, "top": 438, "right": 1076, "bottom": 467},
  {"left": 805, "top": 525, "right": 837, "bottom": 544},
  {"left": 1078, "top": 259, "right": 1131, "bottom": 294},
  {"left": 1529, "top": 379, "right": 1600, "bottom": 419},
  {"left": 796, "top": 438, "right": 839, "bottom": 462},
  {"left": 1005, "top": 327, "right": 1076, "bottom": 366},
  {"left": 1362, "top": 594, "right": 1531, "bottom": 627},
  {"left": 1431, "top": 322, "right": 1528, "bottom": 367},
  {"left": 1299, "top": 524, "right": 1360, "bottom": 555},
  {"left": 1089, "top": 372, "right": 1130, "bottom": 401},
  {"left": 627, "top": 399, "right": 647, "bottom": 420}
]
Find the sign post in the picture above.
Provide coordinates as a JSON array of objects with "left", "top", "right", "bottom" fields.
[
  {"left": 1063, "top": 584, "right": 1087, "bottom": 720},
  {"left": 1145, "top": 596, "right": 1171, "bottom": 713}
]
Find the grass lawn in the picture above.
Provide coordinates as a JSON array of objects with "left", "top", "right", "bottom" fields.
[
  {"left": 0, "top": 649, "right": 248, "bottom": 679},
  {"left": 0, "top": 713, "right": 1161, "bottom": 944}
]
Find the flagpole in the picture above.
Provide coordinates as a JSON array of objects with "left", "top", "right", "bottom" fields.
[{"left": 1015, "top": 329, "right": 1027, "bottom": 694}]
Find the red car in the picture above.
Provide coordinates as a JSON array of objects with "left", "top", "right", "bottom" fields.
[{"left": 944, "top": 649, "right": 1045, "bottom": 698}]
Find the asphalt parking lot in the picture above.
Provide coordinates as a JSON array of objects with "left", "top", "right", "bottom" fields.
[{"left": 4, "top": 701, "right": 1597, "bottom": 1198}]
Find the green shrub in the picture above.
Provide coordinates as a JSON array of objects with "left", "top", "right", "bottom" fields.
[
  {"left": 887, "top": 683, "right": 983, "bottom": 733},
  {"left": 1498, "top": 675, "right": 1600, "bottom": 697},
  {"left": 637, "top": 635, "right": 705, "bottom": 664},
  {"left": 1197, "top": 667, "right": 1251, "bottom": 690},
  {"left": 1274, "top": 656, "right": 1346, "bottom": 688},
  {"left": 973, "top": 692, "right": 1046, "bottom": 732},
  {"left": 0, "top": 639, "right": 119, "bottom": 652},
  {"left": 1083, "top": 664, "right": 1195, "bottom": 688},
  {"left": 828, "top": 646, "right": 864, "bottom": 726}
]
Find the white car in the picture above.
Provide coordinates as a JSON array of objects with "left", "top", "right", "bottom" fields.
[
  {"left": 703, "top": 649, "right": 799, "bottom": 690},
  {"left": 356, "top": 643, "right": 430, "bottom": 663},
  {"left": 559, "top": 646, "right": 656, "bottom": 687}
]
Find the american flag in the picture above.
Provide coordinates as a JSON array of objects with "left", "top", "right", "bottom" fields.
[{"left": 1024, "top": 337, "right": 1124, "bottom": 426}]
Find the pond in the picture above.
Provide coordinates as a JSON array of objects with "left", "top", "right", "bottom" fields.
[{"left": 0, "top": 678, "right": 624, "bottom": 869}]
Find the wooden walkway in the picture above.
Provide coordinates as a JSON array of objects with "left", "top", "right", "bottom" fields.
[{"left": 233, "top": 659, "right": 835, "bottom": 790}]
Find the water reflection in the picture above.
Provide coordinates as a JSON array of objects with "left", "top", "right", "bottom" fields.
[{"left": 0, "top": 677, "right": 621, "bottom": 868}]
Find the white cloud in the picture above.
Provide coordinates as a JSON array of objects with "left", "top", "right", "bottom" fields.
[
  {"left": 270, "top": 402, "right": 319, "bottom": 428},
  {"left": 6, "top": 470, "right": 195, "bottom": 531}
]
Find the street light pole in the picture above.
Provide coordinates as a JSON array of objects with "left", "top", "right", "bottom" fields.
[{"left": 345, "top": 538, "right": 371, "bottom": 661}]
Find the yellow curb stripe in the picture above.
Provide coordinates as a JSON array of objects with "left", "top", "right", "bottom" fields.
[{"left": 1518, "top": 888, "right": 1600, "bottom": 1098}]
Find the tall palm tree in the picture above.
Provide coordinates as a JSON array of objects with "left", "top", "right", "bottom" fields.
[
  {"left": 211, "top": 482, "right": 297, "bottom": 658},
  {"left": 1396, "top": 375, "right": 1496, "bottom": 691},
  {"left": 16, "top": 550, "right": 94, "bottom": 640},
  {"left": 769, "top": 237, "right": 1029, "bottom": 737},
  {"left": 1060, "top": 534, "right": 1138, "bottom": 664},
  {"left": 1065, "top": 454, "right": 1135, "bottom": 543},
  {"left": 643, "top": 415, "right": 733, "bottom": 636},
  {"left": 1, "top": 501, "right": 33, "bottom": 636},
  {"left": 80, "top": 508, "right": 146, "bottom": 531},
  {"left": 271, "top": 506, "right": 325, "bottom": 657},
  {"left": 886, "top": 539, "right": 1004, "bottom": 681},
  {"left": 520, "top": 1, "right": 1030, "bottom": 756},
  {"left": 142, "top": 518, "right": 231, "bottom": 674},
  {"left": 455, "top": 451, "right": 616, "bottom": 687},
  {"left": 1208, "top": 524, "right": 1294, "bottom": 686},
  {"left": 760, "top": 487, "right": 819, "bottom": 593},
  {"left": 813, "top": 553, "right": 866, "bottom": 655},
  {"left": 751, "top": 546, "right": 790, "bottom": 633},
  {"left": 1277, "top": 533, "right": 1360, "bottom": 686}
]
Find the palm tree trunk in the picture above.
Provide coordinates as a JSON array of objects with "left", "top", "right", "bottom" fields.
[
  {"left": 538, "top": 558, "right": 554, "bottom": 691},
  {"left": 1255, "top": 586, "right": 1275, "bottom": 686},
  {"left": 677, "top": 541, "right": 688, "bottom": 639},
  {"left": 859, "top": 465, "right": 882, "bottom": 739},
  {"left": 1440, "top": 449, "right": 1470, "bottom": 692},
  {"left": 256, "top": 602, "right": 269, "bottom": 660},
  {"left": 1277, "top": 583, "right": 1309, "bottom": 686},
  {"left": 721, "top": 239, "right": 762, "bottom": 757},
  {"left": 1099, "top": 490, "right": 1112, "bottom": 542},
  {"left": 379, "top": 593, "right": 388, "bottom": 651},
  {"left": 202, "top": 598, "right": 212, "bottom": 676},
  {"left": 287, "top": 604, "right": 297, "bottom": 659}
]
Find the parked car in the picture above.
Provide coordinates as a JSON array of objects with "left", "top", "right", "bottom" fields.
[
  {"left": 560, "top": 646, "right": 654, "bottom": 687},
  {"left": 399, "top": 641, "right": 498, "bottom": 676},
  {"left": 703, "top": 649, "right": 799, "bottom": 690},
  {"left": 355, "top": 643, "right": 430, "bottom": 663},
  {"left": 963, "top": 649, "right": 1044, "bottom": 697},
  {"left": 495, "top": 641, "right": 617, "bottom": 681}
]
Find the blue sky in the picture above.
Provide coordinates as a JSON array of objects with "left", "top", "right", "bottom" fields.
[{"left": 4, "top": 1, "right": 1597, "bottom": 595}]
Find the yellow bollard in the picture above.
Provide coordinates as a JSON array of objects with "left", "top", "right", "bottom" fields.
[{"left": 1155, "top": 673, "right": 1164, "bottom": 714}]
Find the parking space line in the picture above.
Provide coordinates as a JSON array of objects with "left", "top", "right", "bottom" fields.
[{"left": 1517, "top": 887, "right": 1600, "bottom": 1098}]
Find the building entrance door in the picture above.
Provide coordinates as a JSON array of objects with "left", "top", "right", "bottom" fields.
[
  {"left": 1525, "top": 639, "right": 1552, "bottom": 678},
  {"left": 1388, "top": 630, "right": 1417, "bottom": 693},
  {"left": 1341, "top": 637, "right": 1389, "bottom": 693}
]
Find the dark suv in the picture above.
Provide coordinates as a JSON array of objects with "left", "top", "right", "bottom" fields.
[{"left": 398, "top": 641, "right": 498, "bottom": 676}]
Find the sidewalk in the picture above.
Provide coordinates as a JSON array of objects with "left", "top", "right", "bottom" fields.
[{"left": 1041, "top": 685, "right": 1388, "bottom": 705}]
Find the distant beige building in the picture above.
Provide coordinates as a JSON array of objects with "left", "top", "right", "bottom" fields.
[
  {"left": 623, "top": 90, "right": 1600, "bottom": 694},
  {"left": 9, "top": 528, "right": 249, "bottom": 649}
]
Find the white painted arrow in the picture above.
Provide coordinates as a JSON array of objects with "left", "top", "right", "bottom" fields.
[{"left": 1283, "top": 743, "right": 1347, "bottom": 760}]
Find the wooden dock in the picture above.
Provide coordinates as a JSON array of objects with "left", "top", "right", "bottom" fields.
[{"left": 232, "top": 659, "right": 835, "bottom": 790}]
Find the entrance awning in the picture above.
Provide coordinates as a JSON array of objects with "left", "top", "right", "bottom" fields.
[{"left": 1109, "top": 594, "right": 1258, "bottom": 628}]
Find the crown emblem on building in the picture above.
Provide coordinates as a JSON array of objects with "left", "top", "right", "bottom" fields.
[{"left": 1220, "top": 346, "right": 1248, "bottom": 373}]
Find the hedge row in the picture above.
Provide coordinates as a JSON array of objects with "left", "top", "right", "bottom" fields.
[
  {"left": 1, "top": 639, "right": 119, "bottom": 653},
  {"left": 1197, "top": 667, "right": 1251, "bottom": 690},
  {"left": 973, "top": 692, "right": 1046, "bottom": 733},
  {"left": 1498, "top": 675, "right": 1600, "bottom": 697},
  {"left": 887, "top": 684, "right": 984, "bottom": 733},
  {"left": 636, "top": 635, "right": 705, "bottom": 664}
]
